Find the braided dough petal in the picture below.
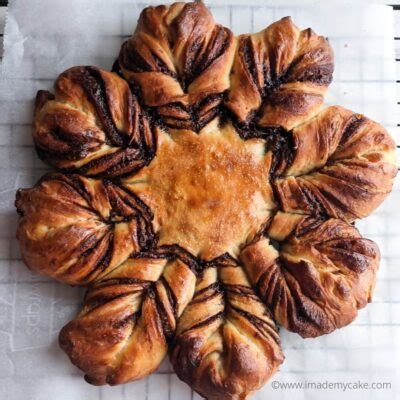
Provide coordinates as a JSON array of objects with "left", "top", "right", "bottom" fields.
[
  {"left": 241, "top": 212, "right": 380, "bottom": 338},
  {"left": 226, "top": 16, "right": 333, "bottom": 131},
  {"left": 118, "top": 1, "right": 235, "bottom": 130},
  {"left": 16, "top": 173, "right": 153, "bottom": 285},
  {"left": 171, "top": 257, "right": 283, "bottom": 400},
  {"left": 34, "top": 67, "right": 157, "bottom": 178},
  {"left": 274, "top": 106, "right": 397, "bottom": 221},
  {"left": 59, "top": 256, "right": 196, "bottom": 384}
]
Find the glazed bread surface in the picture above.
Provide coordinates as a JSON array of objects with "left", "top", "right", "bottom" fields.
[{"left": 15, "top": 2, "right": 397, "bottom": 399}]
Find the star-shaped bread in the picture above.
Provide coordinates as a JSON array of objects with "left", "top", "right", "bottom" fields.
[{"left": 15, "top": 2, "right": 397, "bottom": 399}]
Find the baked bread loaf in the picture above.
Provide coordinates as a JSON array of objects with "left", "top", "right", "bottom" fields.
[{"left": 15, "top": 1, "right": 397, "bottom": 399}]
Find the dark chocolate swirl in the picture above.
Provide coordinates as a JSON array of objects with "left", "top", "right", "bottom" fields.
[
  {"left": 34, "top": 66, "right": 158, "bottom": 178},
  {"left": 171, "top": 257, "right": 283, "bottom": 400},
  {"left": 16, "top": 173, "right": 155, "bottom": 284},
  {"left": 241, "top": 212, "right": 380, "bottom": 338},
  {"left": 226, "top": 16, "right": 334, "bottom": 134},
  {"left": 59, "top": 256, "right": 196, "bottom": 384},
  {"left": 272, "top": 106, "right": 397, "bottom": 221},
  {"left": 118, "top": 1, "right": 235, "bottom": 131}
]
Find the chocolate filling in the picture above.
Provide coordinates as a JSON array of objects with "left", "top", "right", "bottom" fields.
[{"left": 75, "top": 67, "right": 128, "bottom": 147}]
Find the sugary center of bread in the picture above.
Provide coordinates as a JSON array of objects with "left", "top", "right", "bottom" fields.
[{"left": 124, "top": 121, "right": 275, "bottom": 260}]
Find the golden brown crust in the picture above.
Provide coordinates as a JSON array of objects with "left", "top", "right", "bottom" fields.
[
  {"left": 241, "top": 212, "right": 380, "bottom": 338},
  {"left": 273, "top": 106, "right": 397, "bottom": 221},
  {"left": 171, "top": 256, "right": 284, "bottom": 400},
  {"left": 118, "top": 1, "right": 235, "bottom": 131},
  {"left": 15, "top": 173, "right": 154, "bottom": 285},
  {"left": 59, "top": 256, "right": 196, "bottom": 384},
  {"left": 225, "top": 16, "right": 333, "bottom": 132},
  {"left": 34, "top": 66, "right": 158, "bottom": 178},
  {"left": 123, "top": 120, "right": 276, "bottom": 260}
]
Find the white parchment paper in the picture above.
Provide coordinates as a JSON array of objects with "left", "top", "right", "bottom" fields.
[{"left": 0, "top": 1, "right": 399, "bottom": 399}]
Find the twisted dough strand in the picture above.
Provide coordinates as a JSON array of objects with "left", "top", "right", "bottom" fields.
[
  {"left": 241, "top": 212, "right": 380, "bottom": 338},
  {"left": 272, "top": 106, "right": 397, "bottom": 221},
  {"left": 171, "top": 256, "right": 283, "bottom": 400},
  {"left": 226, "top": 16, "right": 333, "bottom": 132},
  {"left": 118, "top": 1, "right": 235, "bottom": 131},
  {"left": 16, "top": 173, "right": 154, "bottom": 285},
  {"left": 59, "top": 256, "right": 196, "bottom": 385},
  {"left": 34, "top": 66, "right": 158, "bottom": 178}
]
